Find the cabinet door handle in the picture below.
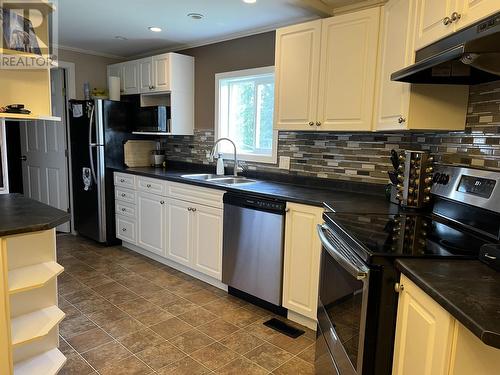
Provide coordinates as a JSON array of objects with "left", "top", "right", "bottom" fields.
[
  {"left": 122, "top": 228, "right": 127, "bottom": 232},
  {"left": 146, "top": 184, "right": 151, "bottom": 188},
  {"left": 151, "top": 85, "right": 155, "bottom": 90},
  {"left": 191, "top": 208, "right": 197, "bottom": 212},
  {"left": 450, "top": 12, "right": 461, "bottom": 22},
  {"left": 308, "top": 121, "right": 315, "bottom": 126},
  {"left": 398, "top": 116, "right": 406, "bottom": 124},
  {"left": 443, "top": 16, "right": 452, "bottom": 25},
  {"left": 316, "top": 121, "right": 321, "bottom": 126},
  {"left": 160, "top": 200, "right": 165, "bottom": 205},
  {"left": 187, "top": 207, "right": 192, "bottom": 211},
  {"left": 394, "top": 283, "right": 404, "bottom": 293},
  {"left": 120, "top": 179, "right": 125, "bottom": 182},
  {"left": 121, "top": 208, "right": 126, "bottom": 212},
  {"left": 121, "top": 193, "right": 126, "bottom": 197}
]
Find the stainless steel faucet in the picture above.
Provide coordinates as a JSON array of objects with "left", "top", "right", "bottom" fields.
[{"left": 210, "top": 138, "right": 240, "bottom": 177}]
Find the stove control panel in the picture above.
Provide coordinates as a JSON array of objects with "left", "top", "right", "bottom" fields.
[{"left": 431, "top": 165, "right": 500, "bottom": 214}]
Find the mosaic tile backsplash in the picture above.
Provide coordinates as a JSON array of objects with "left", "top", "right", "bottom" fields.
[{"left": 162, "top": 80, "right": 500, "bottom": 185}]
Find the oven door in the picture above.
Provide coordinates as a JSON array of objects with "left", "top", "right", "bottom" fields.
[{"left": 316, "top": 224, "right": 370, "bottom": 375}]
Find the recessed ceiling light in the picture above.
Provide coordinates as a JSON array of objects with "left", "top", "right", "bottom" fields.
[
  {"left": 243, "top": 0, "right": 257, "bottom": 3},
  {"left": 148, "top": 26, "right": 162, "bottom": 32},
  {"left": 114, "top": 35, "right": 128, "bottom": 40},
  {"left": 187, "top": 13, "right": 204, "bottom": 20}
]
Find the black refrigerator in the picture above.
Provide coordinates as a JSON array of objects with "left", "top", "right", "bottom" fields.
[{"left": 68, "top": 99, "right": 132, "bottom": 244}]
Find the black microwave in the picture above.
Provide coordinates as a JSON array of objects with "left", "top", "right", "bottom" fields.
[{"left": 134, "top": 106, "right": 170, "bottom": 133}]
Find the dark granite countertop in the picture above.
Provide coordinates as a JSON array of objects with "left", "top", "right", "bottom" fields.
[
  {"left": 112, "top": 166, "right": 399, "bottom": 213},
  {"left": 396, "top": 259, "right": 500, "bottom": 349},
  {"left": 0, "top": 194, "right": 70, "bottom": 237}
]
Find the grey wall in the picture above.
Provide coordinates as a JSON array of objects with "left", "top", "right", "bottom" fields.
[{"left": 179, "top": 31, "right": 276, "bottom": 130}]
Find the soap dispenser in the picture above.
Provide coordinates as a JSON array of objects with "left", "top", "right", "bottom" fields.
[{"left": 216, "top": 153, "right": 225, "bottom": 175}]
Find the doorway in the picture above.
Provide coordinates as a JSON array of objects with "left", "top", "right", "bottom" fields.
[{"left": 6, "top": 67, "right": 73, "bottom": 233}]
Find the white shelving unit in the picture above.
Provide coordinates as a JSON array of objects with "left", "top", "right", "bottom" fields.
[
  {"left": 8, "top": 262, "right": 64, "bottom": 295},
  {"left": 14, "top": 348, "right": 66, "bottom": 375},
  {"left": 0, "top": 228, "right": 65, "bottom": 374}
]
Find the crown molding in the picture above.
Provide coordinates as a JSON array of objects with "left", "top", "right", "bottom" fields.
[
  {"left": 130, "top": 15, "right": 319, "bottom": 59},
  {"left": 55, "top": 44, "right": 125, "bottom": 60}
]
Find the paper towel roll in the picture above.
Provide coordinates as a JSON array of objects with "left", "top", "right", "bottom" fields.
[{"left": 108, "top": 76, "right": 121, "bottom": 101}]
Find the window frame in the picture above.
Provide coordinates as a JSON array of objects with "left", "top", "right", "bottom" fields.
[{"left": 214, "top": 66, "right": 277, "bottom": 164}]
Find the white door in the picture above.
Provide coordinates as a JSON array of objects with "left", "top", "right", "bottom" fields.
[
  {"left": 317, "top": 7, "right": 380, "bottom": 131},
  {"left": 373, "top": 0, "right": 414, "bottom": 131},
  {"left": 274, "top": 20, "right": 322, "bottom": 130},
  {"left": 152, "top": 54, "right": 170, "bottom": 92},
  {"left": 137, "top": 191, "right": 166, "bottom": 256},
  {"left": 139, "top": 58, "right": 153, "bottom": 93},
  {"left": 123, "top": 62, "right": 139, "bottom": 95},
  {"left": 20, "top": 68, "right": 70, "bottom": 232},
  {"left": 191, "top": 204, "right": 223, "bottom": 280},
  {"left": 414, "top": 0, "right": 457, "bottom": 50},
  {"left": 166, "top": 198, "right": 192, "bottom": 266}
]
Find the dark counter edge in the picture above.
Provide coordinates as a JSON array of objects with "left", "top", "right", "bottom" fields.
[
  {"left": 0, "top": 194, "right": 71, "bottom": 237},
  {"left": 108, "top": 165, "right": 389, "bottom": 208},
  {"left": 396, "top": 260, "right": 500, "bottom": 349}
]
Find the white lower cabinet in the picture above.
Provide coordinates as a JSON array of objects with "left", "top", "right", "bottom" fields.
[
  {"left": 191, "top": 204, "right": 223, "bottom": 280},
  {"left": 166, "top": 198, "right": 192, "bottom": 266},
  {"left": 114, "top": 172, "right": 224, "bottom": 281},
  {"left": 282, "top": 203, "right": 324, "bottom": 324},
  {"left": 137, "top": 192, "right": 166, "bottom": 256}
]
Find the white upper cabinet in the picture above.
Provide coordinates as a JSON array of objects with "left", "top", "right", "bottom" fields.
[
  {"left": 274, "top": 9, "right": 380, "bottom": 132},
  {"left": 375, "top": 0, "right": 469, "bottom": 131},
  {"left": 122, "top": 61, "right": 139, "bottom": 95},
  {"left": 414, "top": 0, "right": 499, "bottom": 50},
  {"left": 457, "top": 0, "right": 499, "bottom": 30},
  {"left": 414, "top": 0, "right": 457, "bottom": 50},
  {"left": 138, "top": 58, "right": 154, "bottom": 93},
  {"left": 152, "top": 54, "right": 171, "bottom": 92},
  {"left": 317, "top": 7, "right": 380, "bottom": 131},
  {"left": 373, "top": 0, "right": 414, "bottom": 130},
  {"left": 107, "top": 52, "right": 194, "bottom": 95},
  {"left": 274, "top": 20, "right": 322, "bottom": 130}
]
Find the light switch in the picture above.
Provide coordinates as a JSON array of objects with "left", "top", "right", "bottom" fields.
[{"left": 279, "top": 156, "right": 290, "bottom": 170}]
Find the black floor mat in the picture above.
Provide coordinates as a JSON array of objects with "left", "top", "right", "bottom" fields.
[{"left": 263, "top": 318, "right": 305, "bottom": 339}]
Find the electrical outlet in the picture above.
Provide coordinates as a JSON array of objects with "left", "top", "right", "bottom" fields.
[{"left": 279, "top": 156, "right": 290, "bottom": 170}]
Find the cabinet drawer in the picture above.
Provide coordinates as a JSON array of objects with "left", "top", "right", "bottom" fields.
[
  {"left": 167, "top": 182, "right": 225, "bottom": 209},
  {"left": 115, "top": 201, "right": 136, "bottom": 218},
  {"left": 114, "top": 172, "right": 136, "bottom": 189},
  {"left": 115, "top": 187, "right": 137, "bottom": 204},
  {"left": 138, "top": 176, "right": 166, "bottom": 196},
  {"left": 116, "top": 215, "right": 136, "bottom": 244}
]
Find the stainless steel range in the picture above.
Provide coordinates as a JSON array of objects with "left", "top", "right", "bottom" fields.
[{"left": 316, "top": 165, "right": 500, "bottom": 375}]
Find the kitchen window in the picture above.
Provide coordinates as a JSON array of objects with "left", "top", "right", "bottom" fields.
[{"left": 215, "top": 66, "right": 277, "bottom": 163}]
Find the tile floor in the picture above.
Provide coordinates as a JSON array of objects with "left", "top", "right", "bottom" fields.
[{"left": 57, "top": 234, "right": 316, "bottom": 374}]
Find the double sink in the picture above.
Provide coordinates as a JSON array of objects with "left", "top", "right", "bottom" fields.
[{"left": 181, "top": 174, "right": 257, "bottom": 186}]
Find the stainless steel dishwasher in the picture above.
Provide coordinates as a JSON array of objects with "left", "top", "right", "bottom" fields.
[{"left": 222, "top": 193, "right": 286, "bottom": 307}]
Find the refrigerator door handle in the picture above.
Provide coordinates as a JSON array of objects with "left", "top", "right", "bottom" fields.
[{"left": 88, "top": 104, "right": 98, "bottom": 183}]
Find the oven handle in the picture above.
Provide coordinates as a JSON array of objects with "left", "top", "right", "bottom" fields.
[{"left": 317, "top": 224, "right": 369, "bottom": 281}]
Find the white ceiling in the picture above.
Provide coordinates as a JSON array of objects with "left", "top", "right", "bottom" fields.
[{"left": 56, "top": 0, "right": 326, "bottom": 58}]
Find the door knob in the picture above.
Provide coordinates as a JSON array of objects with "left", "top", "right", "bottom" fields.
[
  {"left": 316, "top": 121, "right": 321, "bottom": 126},
  {"left": 398, "top": 116, "right": 406, "bottom": 124},
  {"left": 443, "top": 16, "right": 452, "bottom": 25},
  {"left": 308, "top": 121, "right": 315, "bottom": 126},
  {"left": 20, "top": 155, "right": 27, "bottom": 161},
  {"left": 450, "top": 12, "right": 461, "bottom": 22},
  {"left": 394, "top": 283, "right": 404, "bottom": 293}
]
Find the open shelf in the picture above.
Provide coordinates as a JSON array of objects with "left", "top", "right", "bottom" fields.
[
  {"left": 9, "top": 262, "right": 64, "bottom": 295},
  {"left": 0, "top": 113, "right": 61, "bottom": 122},
  {"left": 14, "top": 348, "right": 65, "bottom": 375},
  {"left": 11, "top": 306, "right": 65, "bottom": 348}
]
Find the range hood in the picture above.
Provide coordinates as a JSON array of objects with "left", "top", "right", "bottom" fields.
[{"left": 391, "top": 12, "right": 500, "bottom": 84}]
